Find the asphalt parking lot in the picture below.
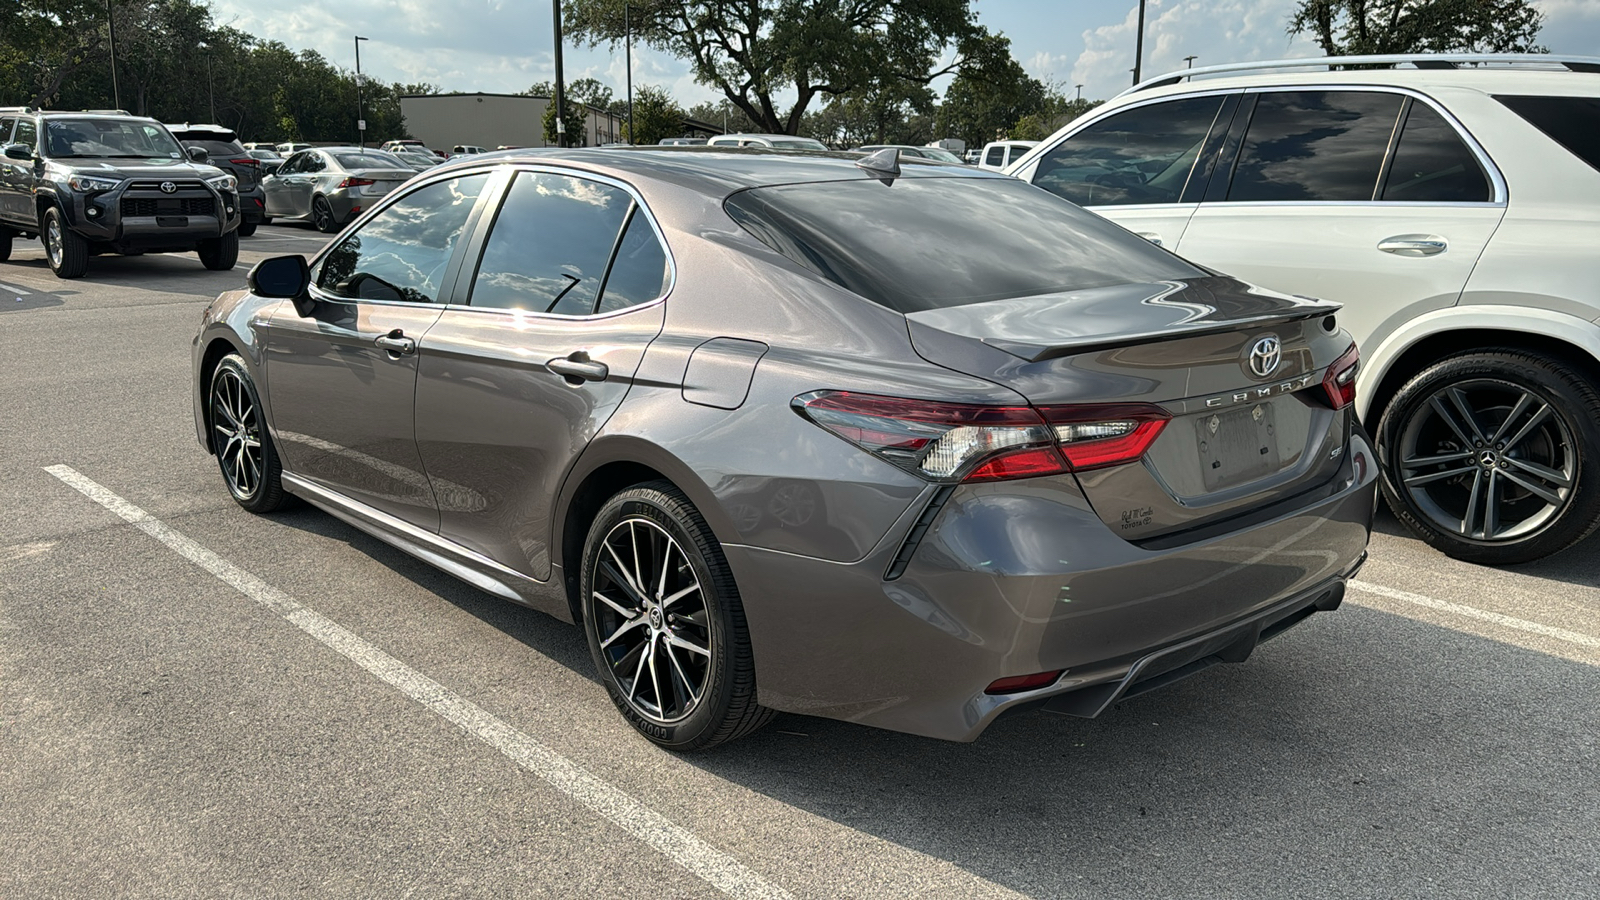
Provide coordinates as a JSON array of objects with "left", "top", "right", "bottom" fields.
[{"left": 2, "top": 225, "right": 1597, "bottom": 899}]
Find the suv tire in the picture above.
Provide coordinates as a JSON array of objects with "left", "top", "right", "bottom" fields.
[
  {"left": 43, "top": 207, "right": 88, "bottom": 279},
  {"left": 198, "top": 231, "right": 239, "bottom": 271},
  {"left": 1377, "top": 349, "right": 1600, "bottom": 565},
  {"left": 237, "top": 220, "right": 258, "bottom": 237}
]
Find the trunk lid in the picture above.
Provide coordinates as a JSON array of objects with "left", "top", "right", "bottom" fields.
[{"left": 906, "top": 276, "right": 1352, "bottom": 539}]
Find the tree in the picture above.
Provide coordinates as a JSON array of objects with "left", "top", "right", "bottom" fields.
[
  {"left": 805, "top": 82, "right": 936, "bottom": 148},
  {"left": 543, "top": 97, "right": 588, "bottom": 146},
  {"left": 685, "top": 99, "right": 761, "bottom": 135},
  {"left": 934, "top": 33, "right": 1046, "bottom": 148},
  {"left": 1288, "top": 0, "right": 1545, "bottom": 55},
  {"left": 622, "top": 84, "right": 684, "bottom": 144},
  {"left": 564, "top": 0, "right": 985, "bottom": 135}
]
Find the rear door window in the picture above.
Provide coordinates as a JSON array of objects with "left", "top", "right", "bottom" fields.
[
  {"left": 0, "top": 118, "right": 15, "bottom": 143},
  {"left": 313, "top": 173, "right": 490, "bottom": 304},
  {"left": 1031, "top": 96, "right": 1226, "bottom": 206},
  {"left": 1380, "top": 102, "right": 1491, "bottom": 202},
  {"left": 984, "top": 145, "right": 1005, "bottom": 167},
  {"left": 1496, "top": 95, "right": 1600, "bottom": 174},
  {"left": 466, "top": 171, "right": 635, "bottom": 315},
  {"left": 1228, "top": 91, "right": 1403, "bottom": 202},
  {"left": 12, "top": 119, "right": 37, "bottom": 151}
]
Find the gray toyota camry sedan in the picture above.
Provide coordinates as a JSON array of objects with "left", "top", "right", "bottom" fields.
[{"left": 193, "top": 147, "right": 1376, "bottom": 750}]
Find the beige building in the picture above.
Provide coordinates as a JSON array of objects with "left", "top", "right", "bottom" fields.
[{"left": 399, "top": 92, "right": 627, "bottom": 150}]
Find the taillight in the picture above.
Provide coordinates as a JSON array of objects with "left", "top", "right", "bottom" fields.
[
  {"left": 1321, "top": 343, "right": 1359, "bottom": 410},
  {"left": 229, "top": 158, "right": 259, "bottom": 168},
  {"left": 338, "top": 177, "right": 376, "bottom": 189},
  {"left": 794, "top": 391, "right": 1169, "bottom": 483}
]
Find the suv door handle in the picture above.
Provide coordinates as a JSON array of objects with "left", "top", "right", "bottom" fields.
[
  {"left": 547, "top": 352, "right": 609, "bottom": 384},
  {"left": 374, "top": 329, "right": 416, "bottom": 355},
  {"left": 1378, "top": 235, "right": 1447, "bottom": 256}
]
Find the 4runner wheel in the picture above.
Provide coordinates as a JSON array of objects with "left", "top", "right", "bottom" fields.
[
  {"left": 209, "top": 355, "right": 289, "bottom": 513},
  {"left": 198, "top": 231, "right": 239, "bottom": 270},
  {"left": 312, "top": 196, "right": 339, "bottom": 233},
  {"left": 43, "top": 207, "right": 88, "bottom": 278},
  {"left": 237, "top": 220, "right": 258, "bottom": 237},
  {"left": 581, "top": 482, "right": 773, "bottom": 751},
  {"left": 1377, "top": 349, "right": 1600, "bottom": 565}
]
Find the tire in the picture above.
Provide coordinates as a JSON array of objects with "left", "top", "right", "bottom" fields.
[
  {"left": 1376, "top": 349, "right": 1600, "bottom": 565},
  {"left": 198, "top": 231, "right": 239, "bottom": 270},
  {"left": 0, "top": 226, "right": 12, "bottom": 261},
  {"left": 311, "top": 196, "right": 339, "bottom": 234},
  {"left": 209, "top": 354, "right": 290, "bottom": 513},
  {"left": 581, "top": 482, "right": 773, "bottom": 751},
  {"left": 237, "top": 220, "right": 258, "bottom": 237},
  {"left": 43, "top": 207, "right": 88, "bottom": 278}
]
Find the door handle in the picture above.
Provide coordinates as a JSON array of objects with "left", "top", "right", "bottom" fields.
[
  {"left": 1134, "top": 231, "right": 1165, "bottom": 247},
  {"left": 547, "top": 352, "right": 609, "bottom": 384},
  {"left": 374, "top": 329, "right": 416, "bottom": 355},
  {"left": 1377, "top": 235, "right": 1447, "bottom": 256}
]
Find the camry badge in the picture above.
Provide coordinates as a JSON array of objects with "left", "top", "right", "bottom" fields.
[
  {"left": 1248, "top": 335, "right": 1282, "bottom": 378},
  {"left": 160, "top": 181, "right": 178, "bottom": 193}
]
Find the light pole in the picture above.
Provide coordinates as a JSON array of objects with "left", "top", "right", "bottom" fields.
[
  {"left": 624, "top": 2, "right": 633, "bottom": 144},
  {"left": 106, "top": 0, "right": 121, "bottom": 109},
  {"left": 1074, "top": 83, "right": 1083, "bottom": 101},
  {"left": 199, "top": 41, "right": 216, "bottom": 122},
  {"left": 1184, "top": 54, "right": 1198, "bottom": 69},
  {"left": 354, "top": 35, "right": 369, "bottom": 148},
  {"left": 1132, "top": 0, "right": 1147, "bottom": 86},
  {"left": 552, "top": 1, "right": 568, "bottom": 147}
]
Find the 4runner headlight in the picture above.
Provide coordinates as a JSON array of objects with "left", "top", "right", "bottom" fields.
[
  {"left": 68, "top": 174, "right": 121, "bottom": 193},
  {"left": 206, "top": 173, "right": 238, "bottom": 192}
]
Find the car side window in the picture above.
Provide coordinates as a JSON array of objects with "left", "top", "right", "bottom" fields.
[
  {"left": 1380, "top": 102, "right": 1491, "bottom": 202},
  {"left": 984, "top": 145, "right": 1005, "bottom": 167},
  {"left": 302, "top": 152, "right": 326, "bottom": 173},
  {"left": 279, "top": 153, "right": 303, "bottom": 174},
  {"left": 466, "top": 171, "right": 634, "bottom": 315},
  {"left": 13, "top": 119, "right": 37, "bottom": 151},
  {"left": 312, "top": 173, "right": 490, "bottom": 304},
  {"left": 595, "top": 210, "right": 670, "bottom": 314},
  {"left": 1031, "top": 96, "right": 1225, "bottom": 206},
  {"left": 1228, "top": 91, "right": 1403, "bottom": 202},
  {"left": 0, "top": 118, "right": 14, "bottom": 144}
]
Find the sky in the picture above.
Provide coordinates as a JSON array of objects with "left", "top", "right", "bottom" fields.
[{"left": 207, "top": 0, "right": 1600, "bottom": 106}]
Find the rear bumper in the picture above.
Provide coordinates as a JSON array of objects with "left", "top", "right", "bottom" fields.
[{"left": 725, "top": 430, "right": 1377, "bottom": 742}]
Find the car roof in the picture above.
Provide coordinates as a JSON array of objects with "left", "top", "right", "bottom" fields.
[
  {"left": 1117, "top": 56, "right": 1600, "bottom": 102},
  {"left": 430, "top": 145, "right": 1010, "bottom": 197}
]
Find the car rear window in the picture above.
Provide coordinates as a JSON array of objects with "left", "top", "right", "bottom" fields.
[
  {"left": 1496, "top": 95, "right": 1600, "bottom": 174},
  {"left": 336, "top": 152, "right": 405, "bottom": 169},
  {"left": 724, "top": 175, "right": 1202, "bottom": 313},
  {"left": 186, "top": 139, "right": 246, "bottom": 157}
]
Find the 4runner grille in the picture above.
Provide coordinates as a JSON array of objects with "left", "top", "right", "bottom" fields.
[{"left": 121, "top": 197, "right": 216, "bottom": 217}]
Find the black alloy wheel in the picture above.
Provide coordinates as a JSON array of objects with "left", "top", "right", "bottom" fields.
[
  {"left": 209, "top": 354, "right": 289, "bottom": 513},
  {"left": 43, "top": 207, "right": 88, "bottom": 278},
  {"left": 581, "top": 482, "right": 772, "bottom": 750},
  {"left": 312, "top": 196, "right": 339, "bottom": 234},
  {"left": 1378, "top": 350, "right": 1600, "bottom": 564}
]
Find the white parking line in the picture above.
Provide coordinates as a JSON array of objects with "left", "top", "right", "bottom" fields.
[
  {"left": 44, "top": 464, "right": 791, "bottom": 900},
  {"left": 0, "top": 281, "right": 33, "bottom": 295},
  {"left": 1349, "top": 579, "right": 1600, "bottom": 650}
]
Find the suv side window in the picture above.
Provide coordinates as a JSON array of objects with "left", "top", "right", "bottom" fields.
[
  {"left": 466, "top": 171, "right": 638, "bottom": 315},
  {"left": 1380, "top": 102, "right": 1491, "bottom": 202},
  {"left": 984, "top": 145, "right": 1005, "bottom": 167},
  {"left": 1032, "top": 96, "right": 1226, "bottom": 206},
  {"left": 12, "top": 119, "right": 37, "bottom": 151},
  {"left": 313, "top": 173, "right": 490, "bottom": 304},
  {"left": 1228, "top": 91, "right": 1403, "bottom": 202},
  {"left": 0, "top": 118, "right": 14, "bottom": 144}
]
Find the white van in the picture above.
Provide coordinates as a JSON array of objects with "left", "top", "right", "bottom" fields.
[{"left": 707, "top": 133, "right": 828, "bottom": 151}]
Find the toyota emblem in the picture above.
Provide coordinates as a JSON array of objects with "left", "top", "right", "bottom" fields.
[
  {"left": 1248, "top": 335, "right": 1282, "bottom": 378},
  {"left": 160, "top": 181, "right": 178, "bottom": 193}
]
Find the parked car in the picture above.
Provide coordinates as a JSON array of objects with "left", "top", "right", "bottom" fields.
[
  {"left": 0, "top": 108, "right": 240, "bottom": 278},
  {"left": 857, "top": 144, "right": 965, "bottom": 164},
  {"left": 978, "top": 140, "right": 1039, "bottom": 171},
  {"left": 1008, "top": 53, "right": 1600, "bottom": 564},
  {"left": 451, "top": 144, "right": 487, "bottom": 156},
  {"left": 274, "top": 141, "right": 312, "bottom": 156},
  {"left": 390, "top": 148, "right": 441, "bottom": 171},
  {"left": 245, "top": 148, "right": 285, "bottom": 176},
  {"left": 167, "top": 123, "right": 268, "bottom": 236},
  {"left": 379, "top": 139, "right": 430, "bottom": 155},
  {"left": 706, "top": 133, "right": 829, "bottom": 150},
  {"left": 658, "top": 137, "right": 707, "bottom": 146},
  {"left": 193, "top": 148, "right": 1374, "bottom": 750},
  {"left": 259, "top": 146, "right": 414, "bottom": 233}
]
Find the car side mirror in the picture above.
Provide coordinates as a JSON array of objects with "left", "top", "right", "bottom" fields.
[
  {"left": 186, "top": 145, "right": 209, "bottom": 163},
  {"left": 3, "top": 144, "right": 32, "bottom": 161},
  {"left": 248, "top": 255, "right": 316, "bottom": 317}
]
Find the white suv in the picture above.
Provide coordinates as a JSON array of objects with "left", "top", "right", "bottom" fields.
[{"left": 1009, "top": 54, "right": 1600, "bottom": 564}]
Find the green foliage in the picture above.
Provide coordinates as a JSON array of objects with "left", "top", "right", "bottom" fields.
[
  {"left": 1010, "top": 96, "right": 1103, "bottom": 142},
  {"left": 564, "top": 0, "right": 986, "bottom": 135},
  {"left": 934, "top": 33, "right": 1047, "bottom": 148},
  {"left": 542, "top": 96, "right": 589, "bottom": 146},
  {"left": 684, "top": 99, "right": 761, "bottom": 136},
  {"left": 1288, "top": 0, "right": 1545, "bottom": 55},
  {"left": 0, "top": 0, "right": 429, "bottom": 145},
  {"left": 805, "top": 82, "right": 938, "bottom": 148},
  {"left": 622, "top": 84, "right": 685, "bottom": 144}
]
